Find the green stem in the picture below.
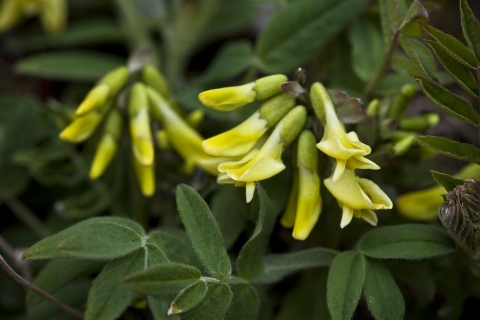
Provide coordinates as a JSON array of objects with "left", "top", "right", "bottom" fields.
[
  {"left": 5, "top": 199, "right": 50, "bottom": 239},
  {"left": 365, "top": 30, "right": 400, "bottom": 99},
  {"left": 0, "top": 254, "right": 84, "bottom": 319}
]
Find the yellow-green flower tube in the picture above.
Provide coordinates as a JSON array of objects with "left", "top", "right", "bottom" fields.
[{"left": 129, "top": 83, "right": 154, "bottom": 166}]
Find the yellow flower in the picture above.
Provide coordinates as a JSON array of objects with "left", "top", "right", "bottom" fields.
[
  {"left": 396, "top": 163, "right": 480, "bottom": 221},
  {"left": 198, "top": 75, "right": 287, "bottom": 111},
  {"left": 280, "top": 130, "right": 322, "bottom": 240},
  {"left": 129, "top": 83, "right": 154, "bottom": 166},
  {"left": 310, "top": 82, "right": 379, "bottom": 182},
  {"left": 202, "top": 94, "right": 295, "bottom": 157},
  {"left": 146, "top": 86, "right": 227, "bottom": 175},
  {"left": 324, "top": 169, "right": 392, "bottom": 228},
  {"left": 218, "top": 106, "right": 307, "bottom": 202}
]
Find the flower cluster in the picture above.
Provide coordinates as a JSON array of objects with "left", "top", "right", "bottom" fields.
[
  {"left": 0, "top": 0, "right": 67, "bottom": 34},
  {"left": 198, "top": 80, "right": 393, "bottom": 240},
  {"left": 60, "top": 65, "right": 220, "bottom": 197}
]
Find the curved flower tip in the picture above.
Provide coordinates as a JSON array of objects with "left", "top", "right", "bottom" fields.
[
  {"left": 311, "top": 82, "right": 379, "bottom": 181},
  {"left": 324, "top": 169, "right": 392, "bottom": 228},
  {"left": 396, "top": 185, "right": 445, "bottom": 221},
  {"left": 198, "top": 83, "right": 256, "bottom": 112},
  {"left": 132, "top": 156, "right": 155, "bottom": 197}
]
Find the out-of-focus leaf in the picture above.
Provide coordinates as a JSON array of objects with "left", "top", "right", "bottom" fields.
[
  {"left": 277, "top": 280, "right": 330, "bottom": 320},
  {"left": 357, "top": 224, "right": 456, "bottom": 259},
  {"left": 124, "top": 263, "right": 201, "bottom": 295},
  {"left": 85, "top": 246, "right": 167, "bottom": 320},
  {"left": 412, "top": 75, "right": 479, "bottom": 126},
  {"left": 169, "top": 281, "right": 207, "bottom": 315},
  {"left": 15, "top": 50, "right": 124, "bottom": 81},
  {"left": 460, "top": 0, "right": 480, "bottom": 61},
  {"left": 399, "top": 0, "right": 428, "bottom": 36},
  {"left": 22, "top": 217, "right": 144, "bottom": 260},
  {"left": 176, "top": 184, "right": 231, "bottom": 280},
  {"left": 331, "top": 36, "right": 364, "bottom": 97},
  {"left": 0, "top": 95, "right": 40, "bottom": 198},
  {"left": 391, "top": 52, "right": 423, "bottom": 75},
  {"left": 416, "top": 136, "right": 480, "bottom": 164},
  {"left": 149, "top": 296, "right": 181, "bottom": 320},
  {"left": 363, "top": 258, "right": 405, "bottom": 320},
  {"left": 327, "top": 251, "right": 364, "bottom": 320},
  {"left": 182, "top": 283, "right": 232, "bottom": 320},
  {"left": 431, "top": 170, "right": 465, "bottom": 192},
  {"left": 225, "top": 284, "right": 259, "bottom": 320},
  {"left": 336, "top": 98, "right": 367, "bottom": 124},
  {"left": 378, "top": 0, "right": 402, "bottom": 48},
  {"left": 348, "top": 18, "right": 383, "bottom": 81},
  {"left": 25, "top": 280, "right": 89, "bottom": 320},
  {"left": 426, "top": 40, "right": 479, "bottom": 97},
  {"left": 56, "top": 219, "right": 145, "bottom": 259},
  {"left": 193, "top": 41, "right": 252, "bottom": 86},
  {"left": 27, "top": 259, "right": 104, "bottom": 307},
  {"left": 211, "top": 185, "right": 248, "bottom": 249},
  {"left": 236, "top": 184, "right": 276, "bottom": 281},
  {"left": 425, "top": 25, "right": 478, "bottom": 69},
  {"left": 8, "top": 19, "right": 124, "bottom": 52},
  {"left": 257, "top": 0, "right": 367, "bottom": 73},
  {"left": 55, "top": 182, "right": 112, "bottom": 219},
  {"left": 375, "top": 73, "right": 417, "bottom": 96},
  {"left": 257, "top": 247, "right": 338, "bottom": 284}
]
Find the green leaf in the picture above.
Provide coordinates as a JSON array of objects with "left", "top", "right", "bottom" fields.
[
  {"left": 22, "top": 217, "right": 143, "bottom": 260},
  {"left": 236, "top": 184, "right": 276, "bottom": 281},
  {"left": 149, "top": 296, "right": 181, "bottom": 320},
  {"left": 375, "top": 73, "right": 417, "bottom": 96},
  {"left": 425, "top": 25, "right": 478, "bottom": 69},
  {"left": 56, "top": 182, "right": 112, "bottom": 219},
  {"left": 378, "top": 0, "right": 402, "bottom": 48},
  {"left": 176, "top": 184, "right": 231, "bottom": 280},
  {"left": 412, "top": 75, "right": 480, "bottom": 126},
  {"left": 0, "top": 95, "right": 40, "bottom": 198},
  {"left": 27, "top": 259, "right": 104, "bottom": 306},
  {"left": 8, "top": 19, "right": 124, "bottom": 52},
  {"left": 426, "top": 40, "right": 479, "bottom": 97},
  {"left": 211, "top": 185, "right": 248, "bottom": 249},
  {"left": 56, "top": 219, "right": 145, "bottom": 259},
  {"left": 416, "top": 136, "right": 480, "bottom": 164},
  {"left": 225, "top": 284, "right": 259, "bottom": 320},
  {"left": 399, "top": 0, "right": 429, "bottom": 37},
  {"left": 431, "top": 170, "right": 465, "bottom": 192},
  {"left": 363, "top": 258, "right": 405, "bottom": 320},
  {"left": 147, "top": 228, "right": 202, "bottom": 269},
  {"left": 169, "top": 281, "right": 208, "bottom": 315},
  {"left": 348, "top": 18, "right": 383, "bottom": 81},
  {"left": 86, "top": 249, "right": 148, "bottom": 320},
  {"left": 193, "top": 41, "right": 252, "bottom": 86},
  {"left": 182, "top": 283, "right": 233, "bottom": 320},
  {"left": 277, "top": 281, "right": 330, "bottom": 320},
  {"left": 257, "top": 0, "right": 367, "bottom": 73},
  {"left": 15, "top": 50, "right": 124, "bottom": 81},
  {"left": 257, "top": 247, "right": 338, "bottom": 284},
  {"left": 357, "top": 224, "right": 456, "bottom": 259},
  {"left": 327, "top": 251, "right": 365, "bottom": 320},
  {"left": 123, "top": 263, "right": 201, "bottom": 295},
  {"left": 460, "top": 0, "right": 480, "bottom": 61}
]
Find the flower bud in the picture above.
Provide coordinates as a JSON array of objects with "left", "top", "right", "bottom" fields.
[
  {"left": 398, "top": 113, "right": 440, "bottom": 131},
  {"left": 142, "top": 65, "right": 170, "bottom": 98},
  {"left": 187, "top": 110, "right": 204, "bottom": 129},
  {"left": 132, "top": 155, "right": 155, "bottom": 197},
  {"left": 129, "top": 83, "right": 154, "bottom": 166},
  {"left": 156, "top": 130, "right": 170, "bottom": 151},
  {"left": 0, "top": 0, "right": 22, "bottom": 32},
  {"left": 39, "top": 0, "right": 67, "bottom": 34}
]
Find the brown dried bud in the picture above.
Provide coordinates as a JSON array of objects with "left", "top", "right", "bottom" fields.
[{"left": 438, "top": 179, "right": 480, "bottom": 261}]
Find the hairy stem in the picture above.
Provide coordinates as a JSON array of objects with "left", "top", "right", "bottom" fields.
[
  {"left": 365, "top": 30, "right": 400, "bottom": 99},
  {"left": 0, "top": 254, "right": 84, "bottom": 319},
  {"left": 5, "top": 199, "right": 50, "bottom": 239}
]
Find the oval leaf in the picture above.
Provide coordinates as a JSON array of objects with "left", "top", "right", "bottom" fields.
[
  {"left": 426, "top": 40, "right": 479, "bottom": 97},
  {"left": 15, "top": 50, "right": 124, "bottom": 81},
  {"left": 460, "top": 0, "right": 480, "bottom": 61},
  {"left": 182, "top": 283, "right": 233, "bottom": 320},
  {"left": 257, "top": 0, "right": 367, "bottom": 73},
  {"left": 416, "top": 136, "right": 480, "bottom": 164},
  {"left": 327, "top": 251, "right": 365, "bottom": 320},
  {"left": 236, "top": 184, "right": 276, "bottom": 281},
  {"left": 364, "top": 258, "right": 405, "bottom": 320},
  {"left": 357, "top": 224, "right": 456, "bottom": 259},
  {"left": 412, "top": 75, "right": 480, "bottom": 125},
  {"left": 257, "top": 247, "right": 338, "bottom": 284},
  {"left": 225, "top": 284, "right": 259, "bottom": 320},
  {"left": 123, "top": 263, "right": 201, "bottom": 295},
  {"left": 176, "top": 184, "right": 231, "bottom": 280},
  {"left": 169, "top": 281, "right": 208, "bottom": 315},
  {"left": 399, "top": 0, "right": 429, "bottom": 37},
  {"left": 431, "top": 170, "right": 465, "bottom": 192},
  {"left": 425, "top": 25, "right": 478, "bottom": 68}
]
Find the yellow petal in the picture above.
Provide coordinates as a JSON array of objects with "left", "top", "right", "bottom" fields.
[
  {"left": 130, "top": 108, "right": 154, "bottom": 166},
  {"left": 59, "top": 111, "right": 103, "bottom": 143},
  {"left": 246, "top": 182, "right": 256, "bottom": 203},
  {"left": 396, "top": 185, "right": 445, "bottom": 221},
  {"left": 359, "top": 209, "right": 378, "bottom": 226},
  {"left": 198, "top": 82, "right": 256, "bottom": 111},
  {"left": 76, "top": 84, "right": 109, "bottom": 116},
  {"left": 132, "top": 156, "right": 155, "bottom": 197},
  {"left": 89, "top": 134, "right": 117, "bottom": 179},
  {"left": 281, "top": 170, "right": 299, "bottom": 228},
  {"left": 340, "top": 204, "right": 354, "bottom": 228}
]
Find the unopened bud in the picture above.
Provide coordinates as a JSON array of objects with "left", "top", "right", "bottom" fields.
[
  {"left": 39, "top": 0, "right": 67, "bottom": 34},
  {"left": 156, "top": 130, "right": 170, "bottom": 150},
  {"left": 142, "top": 65, "right": 170, "bottom": 98},
  {"left": 132, "top": 155, "right": 155, "bottom": 197},
  {"left": 129, "top": 83, "right": 154, "bottom": 166},
  {"left": 399, "top": 113, "right": 440, "bottom": 131},
  {"left": 187, "top": 110, "right": 204, "bottom": 129}
]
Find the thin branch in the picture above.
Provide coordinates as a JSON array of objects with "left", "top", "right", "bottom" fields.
[
  {"left": 5, "top": 198, "right": 50, "bottom": 238},
  {"left": 0, "top": 254, "right": 84, "bottom": 319},
  {"left": 365, "top": 30, "right": 400, "bottom": 99},
  {"left": 0, "top": 234, "right": 33, "bottom": 281}
]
